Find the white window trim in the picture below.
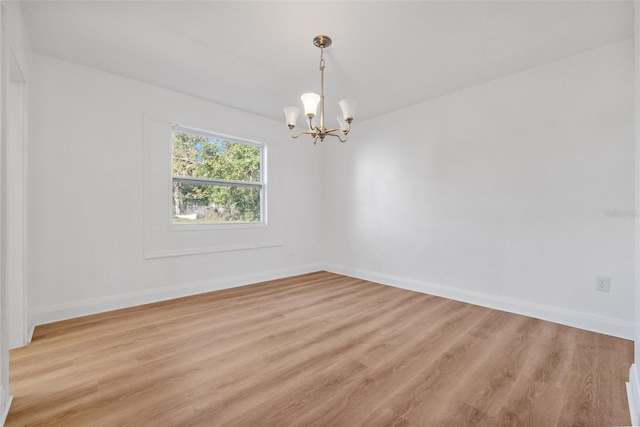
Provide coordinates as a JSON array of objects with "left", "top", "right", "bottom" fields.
[{"left": 143, "top": 115, "right": 282, "bottom": 259}]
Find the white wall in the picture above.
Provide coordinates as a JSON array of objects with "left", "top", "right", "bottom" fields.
[
  {"left": 7, "top": 73, "right": 26, "bottom": 349},
  {"left": 27, "top": 54, "right": 322, "bottom": 325},
  {"left": 322, "top": 39, "right": 635, "bottom": 339}
]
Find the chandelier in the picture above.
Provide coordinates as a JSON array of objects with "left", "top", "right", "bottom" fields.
[{"left": 284, "top": 35, "right": 356, "bottom": 144}]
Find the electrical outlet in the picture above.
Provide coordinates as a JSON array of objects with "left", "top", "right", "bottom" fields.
[{"left": 596, "top": 276, "right": 610, "bottom": 292}]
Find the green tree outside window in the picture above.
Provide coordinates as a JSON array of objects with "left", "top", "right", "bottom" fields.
[{"left": 172, "top": 129, "right": 262, "bottom": 224}]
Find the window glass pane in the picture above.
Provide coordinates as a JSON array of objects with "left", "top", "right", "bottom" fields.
[
  {"left": 172, "top": 131, "right": 261, "bottom": 182},
  {"left": 171, "top": 128, "right": 264, "bottom": 226},
  {"left": 172, "top": 183, "right": 261, "bottom": 224}
]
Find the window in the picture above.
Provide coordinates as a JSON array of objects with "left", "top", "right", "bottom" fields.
[
  {"left": 171, "top": 125, "right": 264, "bottom": 225},
  {"left": 144, "top": 116, "right": 280, "bottom": 258}
]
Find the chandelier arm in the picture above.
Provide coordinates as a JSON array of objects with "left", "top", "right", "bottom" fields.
[
  {"left": 327, "top": 120, "right": 351, "bottom": 136},
  {"left": 324, "top": 127, "right": 342, "bottom": 134},
  {"left": 289, "top": 128, "right": 316, "bottom": 139},
  {"left": 323, "top": 122, "right": 350, "bottom": 137},
  {"left": 326, "top": 132, "right": 347, "bottom": 143}
]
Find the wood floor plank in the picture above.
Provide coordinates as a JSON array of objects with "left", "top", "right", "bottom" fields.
[
  {"left": 6, "top": 271, "right": 633, "bottom": 426},
  {"left": 290, "top": 302, "right": 485, "bottom": 426}
]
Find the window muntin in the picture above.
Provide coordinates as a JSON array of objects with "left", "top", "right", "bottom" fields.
[{"left": 171, "top": 126, "right": 263, "bottom": 225}]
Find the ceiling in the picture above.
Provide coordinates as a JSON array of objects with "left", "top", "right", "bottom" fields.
[{"left": 20, "top": 1, "right": 634, "bottom": 124}]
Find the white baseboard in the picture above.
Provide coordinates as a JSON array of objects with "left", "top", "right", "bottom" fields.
[
  {"left": 1, "top": 395, "right": 13, "bottom": 426},
  {"left": 26, "top": 325, "right": 35, "bottom": 344},
  {"left": 628, "top": 364, "right": 640, "bottom": 426},
  {"left": 30, "top": 264, "right": 322, "bottom": 327},
  {"left": 29, "top": 263, "right": 633, "bottom": 340},
  {"left": 322, "top": 264, "right": 634, "bottom": 340}
]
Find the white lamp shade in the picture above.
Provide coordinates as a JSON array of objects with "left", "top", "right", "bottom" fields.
[
  {"left": 301, "top": 92, "right": 321, "bottom": 117},
  {"left": 284, "top": 107, "right": 300, "bottom": 126},
  {"left": 337, "top": 116, "right": 348, "bottom": 131},
  {"left": 338, "top": 99, "right": 357, "bottom": 121}
]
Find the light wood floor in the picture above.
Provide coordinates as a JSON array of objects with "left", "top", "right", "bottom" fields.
[{"left": 7, "top": 271, "right": 633, "bottom": 426}]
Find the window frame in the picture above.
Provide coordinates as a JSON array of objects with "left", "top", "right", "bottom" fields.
[{"left": 169, "top": 124, "right": 266, "bottom": 230}]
